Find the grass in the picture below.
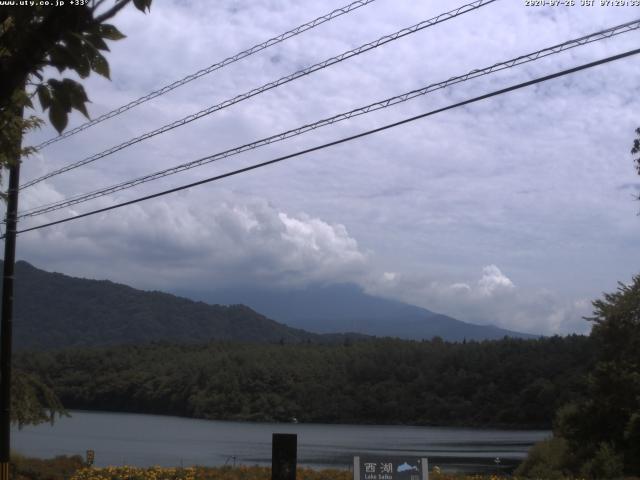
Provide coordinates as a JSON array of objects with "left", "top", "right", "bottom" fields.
[
  {"left": 70, "top": 465, "right": 355, "bottom": 480},
  {"left": 10, "top": 453, "right": 84, "bottom": 480}
]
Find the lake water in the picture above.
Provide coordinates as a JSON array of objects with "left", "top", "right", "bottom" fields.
[{"left": 13, "top": 411, "right": 549, "bottom": 473}]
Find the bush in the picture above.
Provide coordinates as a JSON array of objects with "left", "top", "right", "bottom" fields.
[
  {"left": 580, "top": 442, "right": 624, "bottom": 480},
  {"left": 11, "top": 453, "right": 84, "bottom": 480},
  {"left": 515, "top": 437, "right": 569, "bottom": 479}
]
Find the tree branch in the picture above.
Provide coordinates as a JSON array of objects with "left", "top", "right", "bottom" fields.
[
  {"left": 91, "top": 0, "right": 108, "bottom": 12},
  {"left": 94, "top": 0, "right": 132, "bottom": 24}
]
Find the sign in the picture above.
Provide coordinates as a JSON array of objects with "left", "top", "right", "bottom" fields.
[{"left": 354, "top": 456, "right": 428, "bottom": 480}]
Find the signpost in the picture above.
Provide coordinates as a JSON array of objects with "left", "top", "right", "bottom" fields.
[
  {"left": 354, "top": 456, "right": 428, "bottom": 480},
  {"left": 272, "top": 433, "right": 297, "bottom": 480}
]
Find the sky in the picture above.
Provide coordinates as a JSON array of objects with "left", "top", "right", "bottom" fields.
[{"left": 6, "top": 0, "right": 640, "bottom": 335}]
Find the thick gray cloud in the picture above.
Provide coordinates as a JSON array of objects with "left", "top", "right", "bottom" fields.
[
  {"left": 5, "top": 0, "right": 640, "bottom": 334},
  {"left": 17, "top": 189, "right": 370, "bottom": 291}
]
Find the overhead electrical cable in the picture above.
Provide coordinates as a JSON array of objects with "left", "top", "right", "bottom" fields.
[
  {"left": 17, "top": 18, "right": 640, "bottom": 220},
  {"left": 21, "top": 0, "right": 497, "bottom": 190},
  {"left": 10, "top": 47, "right": 640, "bottom": 238},
  {"left": 34, "top": 0, "right": 379, "bottom": 150}
]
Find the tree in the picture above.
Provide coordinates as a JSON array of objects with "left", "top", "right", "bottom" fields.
[
  {"left": 632, "top": 128, "right": 640, "bottom": 201},
  {"left": 632, "top": 128, "right": 640, "bottom": 163},
  {"left": 11, "top": 370, "right": 66, "bottom": 428},
  {"left": 0, "top": 0, "right": 152, "bottom": 174},
  {"left": 520, "top": 132, "right": 640, "bottom": 478},
  {"left": 553, "top": 275, "right": 640, "bottom": 477},
  {"left": 0, "top": 0, "right": 152, "bottom": 427}
]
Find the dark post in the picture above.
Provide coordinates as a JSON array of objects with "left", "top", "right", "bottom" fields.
[
  {"left": 272, "top": 433, "right": 297, "bottom": 480},
  {"left": 0, "top": 116, "right": 22, "bottom": 480}
]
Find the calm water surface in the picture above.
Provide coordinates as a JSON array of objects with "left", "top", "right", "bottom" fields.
[{"left": 13, "top": 411, "right": 549, "bottom": 473}]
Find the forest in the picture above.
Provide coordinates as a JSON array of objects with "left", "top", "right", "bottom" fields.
[{"left": 18, "top": 335, "right": 593, "bottom": 428}]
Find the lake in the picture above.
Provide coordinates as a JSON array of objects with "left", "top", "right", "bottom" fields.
[{"left": 13, "top": 411, "right": 549, "bottom": 473}]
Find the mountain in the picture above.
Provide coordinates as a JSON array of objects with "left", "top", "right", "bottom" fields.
[
  {"left": 2, "top": 260, "right": 533, "bottom": 351},
  {"left": 178, "top": 283, "right": 536, "bottom": 341},
  {"left": 1, "top": 260, "right": 343, "bottom": 351}
]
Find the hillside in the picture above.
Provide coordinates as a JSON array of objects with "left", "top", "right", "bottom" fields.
[
  {"left": 181, "top": 283, "right": 536, "bottom": 341},
  {"left": 3, "top": 261, "right": 327, "bottom": 350}
]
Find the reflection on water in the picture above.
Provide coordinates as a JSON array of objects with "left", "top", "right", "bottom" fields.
[{"left": 13, "top": 411, "right": 549, "bottom": 473}]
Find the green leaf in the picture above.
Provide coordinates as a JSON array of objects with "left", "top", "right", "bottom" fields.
[
  {"left": 48, "top": 79, "right": 70, "bottom": 110},
  {"left": 90, "top": 51, "right": 110, "bottom": 79},
  {"left": 36, "top": 84, "right": 52, "bottom": 111},
  {"left": 61, "top": 79, "right": 90, "bottom": 119},
  {"left": 73, "top": 102, "right": 89, "bottom": 119},
  {"left": 76, "top": 58, "right": 91, "bottom": 78},
  {"left": 48, "top": 79, "right": 91, "bottom": 120},
  {"left": 63, "top": 37, "right": 91, "bottom": 78},
  {"left": 49, "top": 103, "right": 68, "bottom": 134},
  {"left": 86, "top": 33, "right": 110, "bottom": 52},
  {"left": 98, "top": 24, "right": 126, "bottom": 41},
  {"left": 133, "top": 0, "right": 152, "bottom": 12},
  {"left": 47, "top": 46, "right": 74, "bottom": 73},
  {"left": 62, "top": 79, "right": 88, "bottom": 103}
]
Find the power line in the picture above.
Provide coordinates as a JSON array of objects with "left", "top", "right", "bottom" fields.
[
  {"left": 11, "top": 47, "right": 640, "bottom": 238},
  {"left": 18, "top": 18, "right": 640, "bottom": 220},
  {"left": 21, "top": 0, "right": 497, "bottom": 190},
  {"left": 33, "top": 0, "right": 379, "bottom": 150}
]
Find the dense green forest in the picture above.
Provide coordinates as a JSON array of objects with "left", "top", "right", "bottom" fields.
[{"left": 18, "top": 335, "right": 593, "bottom": 428}]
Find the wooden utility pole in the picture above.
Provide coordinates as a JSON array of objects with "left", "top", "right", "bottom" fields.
[{"left": 0, "top": 104, "right": 23, "bottom": 480}]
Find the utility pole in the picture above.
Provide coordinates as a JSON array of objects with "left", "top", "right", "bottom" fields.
[{"left": 0, "top": 104, "right": 23, "bottom": 480}]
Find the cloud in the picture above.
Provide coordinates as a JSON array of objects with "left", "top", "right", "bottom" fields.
[
  {"left": 477, "top": 264, "right": 515, "bottom": 297},
  {"left": 16, "top": 189, "right": 369, "bottom": 291},
  {"left": 366, "top": 265, "right": 593, "bottom": 335},
  {"left": 618, "top": 183, "right": 640, "bottom": 192},
  {"left": 383, "top": 271, "right": 397, "bottom": 282},
  {"left": 14, "top": 180, "right": 594, "bottom": 335}
]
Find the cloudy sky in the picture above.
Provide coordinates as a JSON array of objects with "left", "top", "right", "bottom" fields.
[{"left": 7, "top": 0, "right": 640, "bottom": 335}]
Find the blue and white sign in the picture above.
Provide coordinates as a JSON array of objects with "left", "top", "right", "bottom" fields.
[{"left": 354, "top": 456, "right": 428, "bottom": 480}]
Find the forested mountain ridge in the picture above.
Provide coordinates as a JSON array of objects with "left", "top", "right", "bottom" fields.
[
  {"left": 18, "top": 335, "right": 594, "bottom": 428},
  {"left": 3, "top": 260, "right": 340, "bottom": 350}
]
